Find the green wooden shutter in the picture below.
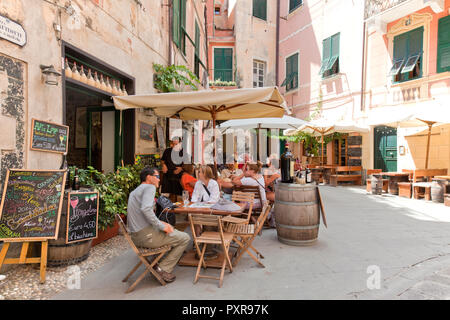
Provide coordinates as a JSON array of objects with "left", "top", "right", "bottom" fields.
[
  {"left": 289, "top": 0, "right": 302, "bottom": 13},
  {"left": 253, "top": 0, "right": 267, "bottom": 20},
  {"left": 214, "top": 48, "right": 233, "bottom": 81},
  {"left": 319, "top": 37, "right": 331, "bottom": 75},
  {"left": 173, "top": 0, "right": 180, "bottom": 48},
  {"left": 285, "top": 54, "right": 298, "bottom": 91},
  {"left": 437, "top": 15, "right": 450, "bottom": 73},
  {"left": 181, "top": 0, "right": 186, "bottom": 54},
  {"left": 326, "top": 33, "right": 340, "bottom": 72},
  {"left": 408, "top": 27, "right": 423, "bottom": 56}
]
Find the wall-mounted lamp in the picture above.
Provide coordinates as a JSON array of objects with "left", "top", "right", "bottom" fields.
[{"left": 40, "top": 65, "right": 61, "bottom": 86}]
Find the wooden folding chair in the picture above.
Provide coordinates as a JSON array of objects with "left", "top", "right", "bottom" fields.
[
  {"left": 222, "top": 191, "right": 254, "bottom": 225},
  {"left": 188, "top": 214, "right": 234, "bottom": 288},
  {"left": 115, "top": 214, "right": 171, "bottom": 293},
  {"left": 234, "top": 185, "right": 264, "bottom": 223},
  {"left": 226, "top": 203, "right": 271, "bottom": 268}
]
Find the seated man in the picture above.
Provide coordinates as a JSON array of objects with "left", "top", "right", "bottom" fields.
[{"left": 127, "top": 167, "right": 190, "bottom": 283}]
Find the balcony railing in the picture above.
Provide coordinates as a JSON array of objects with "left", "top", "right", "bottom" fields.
[{"left": 364, "top": 0, "right": 410, "bottom": 19}]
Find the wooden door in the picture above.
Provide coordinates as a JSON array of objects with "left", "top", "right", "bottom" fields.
[{"left": 374, "top": 126, "right": 397, "bottom": 172}]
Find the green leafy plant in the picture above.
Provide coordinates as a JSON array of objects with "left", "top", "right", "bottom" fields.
[
  {"left": 209, "top": 79, "right": 237, "bottom": 87},
  {"left": 69, "top": 161, "right": 144, "bottom": 231},
  {"left": 153, "top": 63, "right": 201, "bottom": 92}
]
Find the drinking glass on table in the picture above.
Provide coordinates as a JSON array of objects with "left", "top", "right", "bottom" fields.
[{"left": 182, "top": 190, "right": 190, "bottom": 207}]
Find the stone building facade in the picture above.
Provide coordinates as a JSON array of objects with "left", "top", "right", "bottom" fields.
[{"left": 0, "top": 0, "right": 208, "bottom": 186}]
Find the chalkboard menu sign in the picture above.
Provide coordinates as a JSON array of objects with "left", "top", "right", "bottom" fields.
[
  {"left": 0, "top": 169, "right": 66, "bottom": 241},
  {"left": 31, "top": 119, "right": 69, "bottom": 153},
  {"left": 135, "top": 154, "right": 161, "bottom": 169},
  {"left": 139, "top": 121, "right": 153, "bottom": 142},
  {"left": 66, "top": 191, "right": 99, "bottom": 243}
]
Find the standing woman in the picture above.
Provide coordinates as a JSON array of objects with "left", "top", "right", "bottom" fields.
[
  {"left": 161, "top": 136, "right": 184, "bottom": 202},
  {"left": 191, "top": 165, "right": 220, "bottom": 203}
]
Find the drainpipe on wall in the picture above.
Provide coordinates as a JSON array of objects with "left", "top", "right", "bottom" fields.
[
  {"left": 168, "top": 0, "right": 173, "bottom": 66},
  {"left": 275, "top": 0, "right": 280, "bottom": 87},
  {"left": 360, "top": 21, "right": 367, "bottom": 114}
]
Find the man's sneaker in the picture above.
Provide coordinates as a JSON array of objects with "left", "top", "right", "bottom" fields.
[{"left": 155, "top": 266, "right": 176, "bottom": 283}]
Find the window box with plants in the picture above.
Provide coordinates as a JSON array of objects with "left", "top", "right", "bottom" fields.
[{"left": 209, "top": 79, "right": 237, "bottom": 89}]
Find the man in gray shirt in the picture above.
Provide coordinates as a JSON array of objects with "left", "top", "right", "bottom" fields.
[{"left": 128, "top": 167, "right": 190, "bottom": 283}]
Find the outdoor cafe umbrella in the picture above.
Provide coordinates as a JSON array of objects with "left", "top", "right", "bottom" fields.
[
  {"left": 370, "top": 101, "right": 450, "bottom": 169},
  {"left": 218, "top": 115, "right": 310, "bottom": 161},
  {"left": 285, "top": 119, "right": 369, "bottom": 165},
  {"left": 113, "top": 87, "right": 290, "bottom": 170}
]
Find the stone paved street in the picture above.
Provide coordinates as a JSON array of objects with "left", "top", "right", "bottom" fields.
[{"left": 51, "top": 186, "right": 450, "bottom": 300}]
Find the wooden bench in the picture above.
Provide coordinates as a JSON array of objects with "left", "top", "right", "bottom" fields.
[
  {"left": 398, "top": 169, "right": 447, "bottom": 199},
  {"left": 330, "top": 166, "right": 363, "bottom": 187}
]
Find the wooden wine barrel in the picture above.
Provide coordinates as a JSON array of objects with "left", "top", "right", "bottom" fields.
[
  {"left": 274, "top": 183, "right": 320, "bottom": 246},
  {"left": 431, "top": 179, "right": 446, "bottom": 203},
  {"left": 371, "top": 175, "right": 383, "bottom": 195},
  {"left": 47, "top": 189, "right": 93, "bottom": 267}
]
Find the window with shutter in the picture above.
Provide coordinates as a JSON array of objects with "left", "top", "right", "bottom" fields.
[
  {"left": 289, "top": 0, "right": 303, "bottom": 13},
  {"left": 172, "top": 0, "right": 180, "bottom": 48},
  {"left": 283, "top": 53, "right": 298, "bottom": 91},
  {"left": 320, "top": 33, "right": 340, "bottom": 78},
  {"left": 391, "top": 27, "right": 423, "bottom": 82},
  {"left": 437, "top": 15, "right": 450, "bottom": 73},
  {"left": 214, "top": 48, "right": 233, "bottom": 82},
  {"left": 253, "top": 0, "right": 267, "bottom": 21},
  {"left": 172, "top": 0, "right": 186, "bottom": 53}
]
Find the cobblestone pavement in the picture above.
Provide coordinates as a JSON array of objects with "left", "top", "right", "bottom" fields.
[{"left": 0, "top": 235, "right": 128, "bottom": 300}]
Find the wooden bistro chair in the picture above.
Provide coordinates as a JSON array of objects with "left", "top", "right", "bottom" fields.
[
  {"left": 222, "top": 191, "right": 254, "bottom": 225},
  {"left": 188, "top": 214, "right": 234, "bottom": 288},
  {"left": 225, "top": 203, "right": 271, "bottom": 268},
  {"left": 234, "top": 185, "right": 264, "bottom": 223},
  {"left": 115, "top": 214, "right": 171, "bottom": 293}
]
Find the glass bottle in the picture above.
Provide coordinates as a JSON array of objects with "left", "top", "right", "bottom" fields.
[
  {"left": 72, "top": 168, "right": 80, "bottom": 191},
  {"left": 280, "top": 143, "right": 294, "bottom": 183},
  {"left": 71, "top": 61, "right": 81, "bottom": 81},
  {"left": 64, "top": 58, "right": 72, "bottom": 79},
  {"left": 80, "top": 65, "right": 88, "bottom": 84},
  {"left": 60, "top": 153, "right": 71, "bottom": 190}
]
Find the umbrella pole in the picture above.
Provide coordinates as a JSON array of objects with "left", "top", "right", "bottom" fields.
[
  {"left": 425, "top": 123, "right": 432, "bottom": 169},
  {"left": 212, "top": 110, "right": 218, "bottom": 177},
  {"left": 321, "top": 133, "right": 324, "bottom": 166},
  {"left": 257, "top": 123, "right": 261, "bottom": 162}
]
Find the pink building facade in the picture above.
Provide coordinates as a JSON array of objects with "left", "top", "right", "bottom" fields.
[
  {"left": 278, "top": 0, "right": 366, "bottom": 166},
  {"left": 363, "top": 0, "right": 450, "bottom": 171}
]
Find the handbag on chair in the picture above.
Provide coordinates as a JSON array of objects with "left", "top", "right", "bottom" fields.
[{"left": 155, "top": 195, "right": 177, "bottom": 226}]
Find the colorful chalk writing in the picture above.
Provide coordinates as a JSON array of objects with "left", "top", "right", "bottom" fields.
[
  {"left": 66, "top": 191, "right": 98, "bottom": 243},
  {"left": 0, "top": 169, "right": 66, "bottom": 240},
  {"left": 135, "top": 154, "right": 161, "bottom": 169},
  {"left": 31, "top": 119, "right": 69, "bottom": 153}
]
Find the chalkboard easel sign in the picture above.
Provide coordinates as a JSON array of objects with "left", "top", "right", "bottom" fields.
[
  {"left": 66, "top": 191, "right": 99, "bottom": 244},
  {"left": 30, "top": 118, "right": 69, "bottom": 154},
  {"left": 139, "top": 121, "right": 153, "bottom": 142},
  {"left": 0, "top": 169, "right": 66, "bottom": 241},
  {"left": 135, "top": 154, "right": 161, "bottom": 169}
]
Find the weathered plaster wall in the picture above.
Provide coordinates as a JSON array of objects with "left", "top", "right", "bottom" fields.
[
  {"left": 0, "top": 0, "right": 207, "bottom": 178},
  {"left": 234, "top": 0, "right": 277, "bottom": 88}
]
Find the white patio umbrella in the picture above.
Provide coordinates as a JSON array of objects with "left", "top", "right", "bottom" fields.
[
  {"left": 285, "top": 119, "right": 369, "bottom": 165},
  {"left": 218, "top": 115, "right": 309, "bottom": 130},
  {"left": 373, "top": 101, "right": 450, "bottom": 169},
  {"left": 219, "top": 115, "right": 310, "bottom": 161}
]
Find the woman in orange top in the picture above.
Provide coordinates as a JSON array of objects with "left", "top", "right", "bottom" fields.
[{"left": 180, "top": 164, "right": 197, "bottom": 199}]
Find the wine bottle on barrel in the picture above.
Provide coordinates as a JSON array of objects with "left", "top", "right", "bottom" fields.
[{"left": 281, "top": 143, "right": 294, "bottom": 183}]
